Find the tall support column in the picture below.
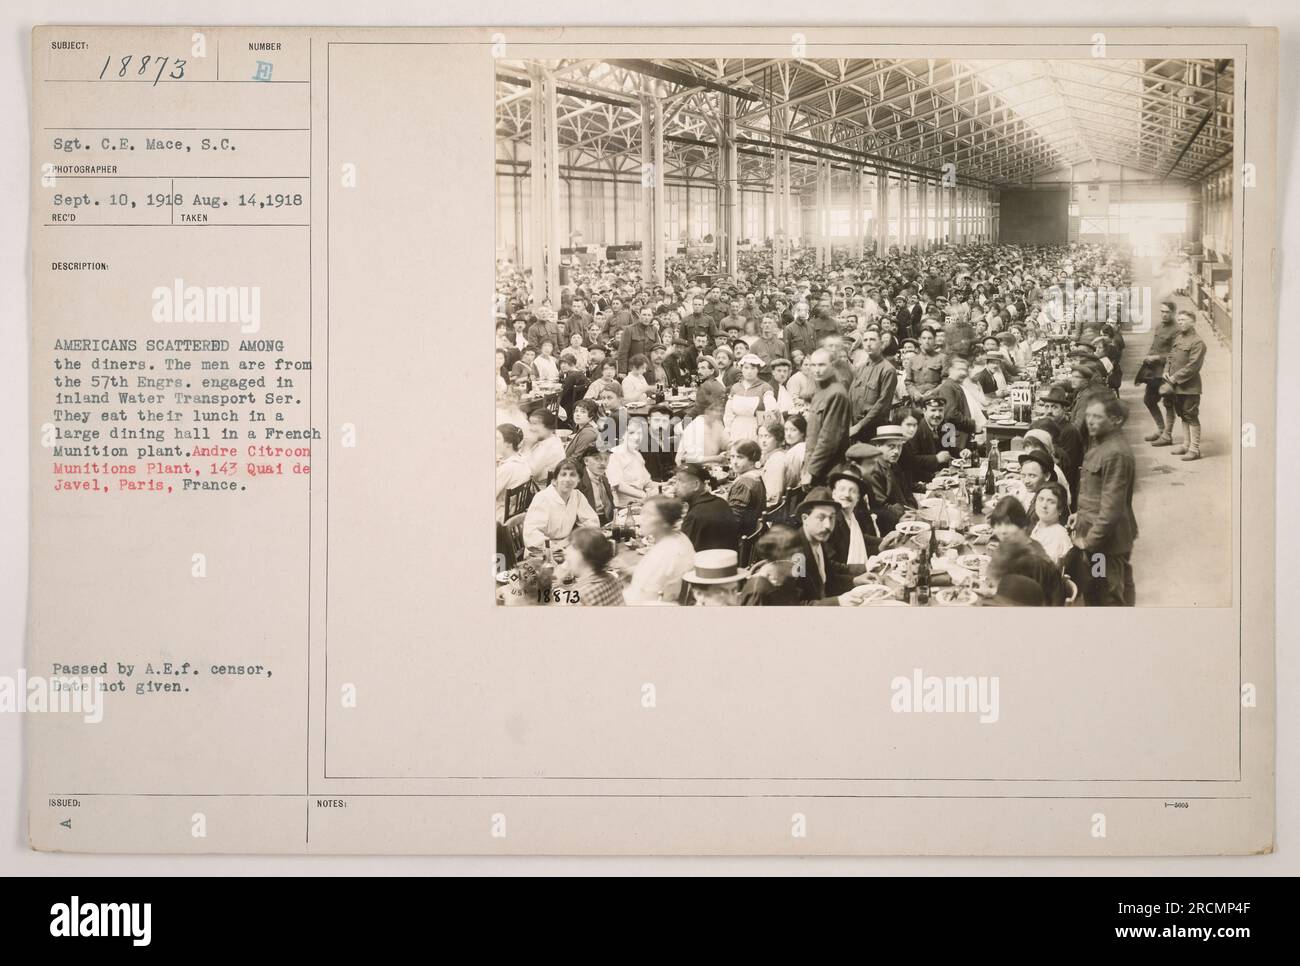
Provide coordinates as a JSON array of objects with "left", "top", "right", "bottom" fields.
[
  {"left": 543, "top": 69, "right": 561, "bottom": 302},
  {"left": 771, "top": 134, "right": 783, "bottom": 277},
  {"left": 714, "top": 94, "right": 738, "bottom": 277},
  {"left": 640, "top": 81, "right": 653, "bottom": 286},
  {"left": 951, "top": 182, "right": 961, "bottom": 245},
  {"left": 652, "top": 93, "right": 666, "bottom": 287},
  {"left": 875, "top": 166, "right": 888, "bottom": 256},
  {"left": 726, "top": 97, "right": 738, "bottom": 276},
  {"left": 528, "top": 64, "right": 546, "bottom": 294},
  {"left": 814, "top": 159, "right": 824, "bottom": 268},
  {"left": 958, "top": 186, "right": 966, "bottom": 246},
  {"left": 527, "top": 64, "right": 563, "bottom": 306},
  {"left": 899, "top": 176, "right": 909, "bottom": 252},
  {"left": 919, "top": 179, "right": 928, "bottom": 251}
]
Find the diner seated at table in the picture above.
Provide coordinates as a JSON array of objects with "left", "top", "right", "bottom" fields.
[
  {"left": 782, "top": 415, "right": 807, "bottom": 490},
  {"left": 578, "top": 449, "right": 617, "bottom": 526},
  {"left": 739, "top": 525, "right": 805, "bottom": 606},
  {"left": 756, "top": 422, "right": 788, "bottom": 508},
  {"left": 534, "top": 340, "right": 560, "bottom": 382},
  {"left": 726, "top": 440, "right": 767, "bottom": 537},
  {"left": 510, "top": 347, "right": 538, "bottom": 386},
  {"left": 526, "top": 409, "right": 566, "bottom": 485},
  {"left": 1029, "top": 482, "right": 1073, "bottom": 565},
  {"left": 565, "top": 399, "right": 601, "bottom": 463},
  {"left": 556, "top": 527, "right": 625, "bottom": 606},
  {"left": 682, "top": 548, "right": 750, "bottom": 606},
  {"left": 624, "top": 495, "right": 695, "bottom": 605},
  {"left": 583, "top": 360, "right": 621, "bottom": 400},
  {"left": 522, "top": 458, "right": 599, "bottom": 550},
  {"left": 678, "top": 400, "right": 728, "bottom": 466},
  {"left": 861, "top": 426, "right": 915, "bottom": 536},
  {"left": 495, "top": 423, "right": 532, "bottom": 523},
  {"left": 621, "top": 354, "right": 651, "bottom": 408},
  {"left": 898, "top": 406, "right": 950, "bottom": 493},
  {"left": 1013, "top": 449, "right": 1054, "bottom": 513},
  {"left": 674, "top": 463, "right": 739, "bottom": 553},
  {"left": 826, "top": 464, "right": 880, "bottom": 569},
  {"left": 556, "top": 353, "right": 588, "bottom": 428},
  {"left": 987, "top": 529, "right": 1066, "bottom": 606},
  {"left": 607, "top": 420, "right": 654, "bottom": 508}
]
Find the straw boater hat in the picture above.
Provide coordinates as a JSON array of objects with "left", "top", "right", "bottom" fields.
[
  {"left": 682, "top": 549, "right": 749, "bottom": 586},
  {"left": 871, "top": 425, "right": 908, "bottom": 445}
]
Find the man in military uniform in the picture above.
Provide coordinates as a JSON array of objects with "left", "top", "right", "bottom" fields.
[
  {"left": 905, "top": 327, "right": 945, "bottom": 402},
  {"left": 1072, "top": 394, "right": 1139, "bottom": 606},
  {"left": 1158, "top": 309, "right": 1208, "bottom": 461},
  {"left": 847, "top": 331, "right": 897, "bottom": 444},
  {"left": 1141, "top": 300, "right": 1180, "bottom": 444}
]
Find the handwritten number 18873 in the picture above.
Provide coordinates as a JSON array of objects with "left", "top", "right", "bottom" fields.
[{"left": 97, "top": 56, "right": 187, "bottom": 86}]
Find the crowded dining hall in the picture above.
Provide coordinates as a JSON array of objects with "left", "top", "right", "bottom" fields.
[{"left": 493, "top": 57, "right": 1233, "bottom": 607}]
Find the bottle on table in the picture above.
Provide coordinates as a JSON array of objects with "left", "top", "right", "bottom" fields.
[
  {"left": 905, "top": 554, "right": 919, "bottom": 605},
  {"left": 918, "top": 528, "right": 937, "bottom": 605}
]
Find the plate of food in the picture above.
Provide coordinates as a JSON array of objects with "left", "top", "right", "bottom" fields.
[
  {"left": 957, "top": 553, "right": 990, "bottom": 572},
  {"left": 967, "top": 523, "right": 993, "bottom": 540},
  {"left": 932, "top": 587, "right": 980, "bottom": 606},
  {"left": 934, "top": 529, "right": 965, "bottom": 549},
  {"left": 894, "top": 520, "right": 930, "bottom": 538},
  {"left": 926, "top": 476, "right": 961, "bottom": 490},
  {"left": 846, "top": 583, "right": 896, "bottom": 604},
  {"left": 873, "top": 547, "right": 914, "bottom": 568}
]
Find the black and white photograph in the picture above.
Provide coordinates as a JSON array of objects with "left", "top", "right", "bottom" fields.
[{"left": 493, "top": 56, "right": 1235, "bottom": 607}]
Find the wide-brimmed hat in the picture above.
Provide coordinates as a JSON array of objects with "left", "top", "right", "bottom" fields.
[
  {"left": 682, "top": 549, "right": 749, "bottom": 585},
  {"left": 795, "top": 486, "right": 840, "bottom": 517},
  {"left": 871, "top": 424, "right": 908, "bottom": 444},
  {"left": 827, "top": 466, "right": 865, "bottom": 494}
]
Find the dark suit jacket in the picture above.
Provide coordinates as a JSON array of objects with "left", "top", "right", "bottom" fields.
[
  {"left": 974, "top": 369, "right": 999, "bottom": 397},
  {"left": 681, "top": 491, "right": 739, "bottom": 553},
  {"left": 930, "top": 379, "right": 976, "bottom": 454},
  {"left": 804, "top": 380, "right": 852, "bottom": 483},
  {"left": 791, "top": 528, "right": 850, "bottom": 604},
  {"left": 1074, "top": 432, "right": 1138, "bottom": 555},
  {"left": 577, "top": 474, "right": 616, "bottom": 526},
  {"left": 899, "top": 421, "right": 945, "bottom": 493}
]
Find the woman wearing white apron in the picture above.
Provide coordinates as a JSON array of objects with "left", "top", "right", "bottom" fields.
[{"left": 724, "top": 354, "right": 768, "bottom": 445}]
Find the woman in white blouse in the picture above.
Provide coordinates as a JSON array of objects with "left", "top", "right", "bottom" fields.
[
  {"left": 607, "top": 420, "right": 654, "bottom": 508},
  {"left": 624, "top": 495, "right": 696, "bottom": 605},
  {"left": 723, "top": 354, "right": 768, "bottom": 444},
  {"left": 756, "top": 421, "right": 788, "bottom": 508},
  {"left": 781, "top": 414, "right": 807, "bottom": 491},
  {"left": 1029, "top": 482, "right": 1073, "bottom": 565},
  {"left": 522, "top": 458, "right": 599, "bottom": 550},
  {"left": 495, "top": 424, "right": 532, "bottom": 523}
]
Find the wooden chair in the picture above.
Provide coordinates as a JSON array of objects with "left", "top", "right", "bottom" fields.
[
  {"left": 1063, "top": 575, "right": 1081, "bottom": 606},
  {"left": 738, "top": 520, "right": 767, "bottom": 569},
  {"left": 504, "top": 513, "right": 527, "bottom": 561},
  {"left": 503, "top": 480, "right": 538, "bottom": 520}
]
